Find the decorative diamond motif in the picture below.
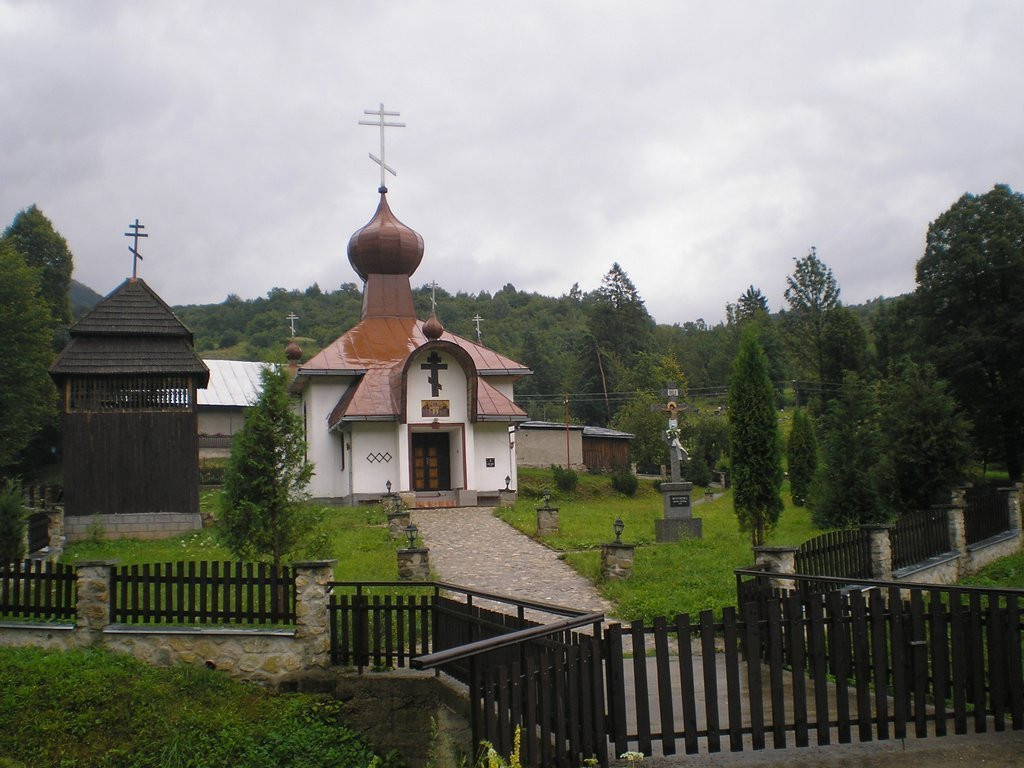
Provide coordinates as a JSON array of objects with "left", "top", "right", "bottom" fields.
[{"left": 366, "top": 452, "right": 393, "bottom": 463}]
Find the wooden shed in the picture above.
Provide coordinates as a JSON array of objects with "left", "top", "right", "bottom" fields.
[
  {"left": 581, "top": 425, "right": 634, "bottom": 472},
  {"left": 49, "top": 278, "right": 209, "bottom": 541}
]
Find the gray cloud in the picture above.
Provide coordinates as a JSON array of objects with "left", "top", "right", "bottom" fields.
[{"left": 2, "top": 1, "right": 1021, "bottom": 324}]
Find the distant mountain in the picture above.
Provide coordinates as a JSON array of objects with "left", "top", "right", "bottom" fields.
[{"left": 70, "top": 279, "right": 103, "bottom": 320}]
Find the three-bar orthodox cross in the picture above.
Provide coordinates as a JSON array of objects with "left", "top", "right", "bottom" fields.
[
  {"left": 359, "top": 103, "right": 405, "bottom": 193},
  {"left": 124, "top": 218, "right": 148, "bottom": 279},
  {"left": 286, "top": 312, "right": 299, "bottom": 337},
  {"left": 472, "top": 314, "right": 483, "bottom": 344},
  {"left": 421, "top": 351, "right": 448, "bottom": 397}
]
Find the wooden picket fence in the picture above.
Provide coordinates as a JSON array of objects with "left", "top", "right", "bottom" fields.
[
  {"left": 109, "top": 561, "right": 295, "bottom": 625},
  {"left": 0, "top": 560, "right": 76, "bottom": 621},
  {"left": 335, "top": 573, "right": 1024, "bottom": 767}
]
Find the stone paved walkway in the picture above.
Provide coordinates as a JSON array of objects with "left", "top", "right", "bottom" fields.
[{"left": 409, "top": 506, "right": 614, "bottom": 619}]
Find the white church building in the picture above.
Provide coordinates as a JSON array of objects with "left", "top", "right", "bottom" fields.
[{"left": 291, "top": 189, "right": 531, "bottom": 507}]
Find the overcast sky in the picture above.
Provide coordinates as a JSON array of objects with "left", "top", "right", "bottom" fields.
[{"left": 3, "top": 2, "right": 1022, "bottom": 327}]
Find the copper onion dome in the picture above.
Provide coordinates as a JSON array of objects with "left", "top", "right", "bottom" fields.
[
  {"left": 347, "top": 192, "right": 424, "bottom": 281},
  {"left": 285, "top": 340, "right": 303, "bottom": 362},
  {"left": 422, "top": 313, "right": 444, "bottom": 341}
]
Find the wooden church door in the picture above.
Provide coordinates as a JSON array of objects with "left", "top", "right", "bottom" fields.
[{"left": 412, "top": 433, "right": 451, "bottom": 491}]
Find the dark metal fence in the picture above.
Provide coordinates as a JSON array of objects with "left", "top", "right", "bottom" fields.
[
  {"left": 0, "top": 560, "right": 76, "bottom": 621},
  {"left": 109, "top": 561, "right": 295, "bottom": 625},
  {"left": 795, "top": 529, "right": 872, "bottom": 582},
  {"left": 965, "top": 486, "right": 1009, "bottom": 544},
  {"left": 891, "top": 507, "right": 951, "bottom": 570}
]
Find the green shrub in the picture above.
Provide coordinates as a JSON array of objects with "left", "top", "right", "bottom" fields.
[
  {"left": 551, "top": 465, "right": 578, "bottom": 493},
  {"left": 0, "top": 480, "right": 25, "bottom": 563},
  {"left": 610, "top": 468, "right": 638, "bottom": 496}
]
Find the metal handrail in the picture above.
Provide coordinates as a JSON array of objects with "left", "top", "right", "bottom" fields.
[
  {"left": 326, "top": 579, "right": 589, "bottom": 619},
  {"left": 410, "top": 610, "right": 605, "bottom": 670}
]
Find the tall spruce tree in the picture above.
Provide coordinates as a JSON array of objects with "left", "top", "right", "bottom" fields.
[
  {"left": 728, "top": 329, "right": 784, "bottom": 548},
  {"left": 219, "top": 365, "right": 316, "bottom": 577},
  {"left": 782, "top": 247, "right": 841, "bottom": 389},
  {"left": 787, "top": 408, "right": 817, "bottom": 506},
  {"left": 811, "top": 372, "right": 885, "bottom": 528}
]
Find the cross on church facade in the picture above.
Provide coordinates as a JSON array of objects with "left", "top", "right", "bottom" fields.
[
  {"left": 421, "top": 351, "right": 448, "bottom": 397},
  {"left": 124, "top": 218, "right": 148, "bottom": 279},
  {"left": 359, "top": 103, "right": 405, "bottom": 193},
  {"left": 286, "top": 312, "right": 299, "bottom": 336}
]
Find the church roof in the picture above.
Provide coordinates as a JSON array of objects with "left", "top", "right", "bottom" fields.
[
  {"left": 50, "top": 278, "right": 209, "bottom": 385},
  {"left": 299, "top": 317, "right": 531, "bottom": 426},
  {"left": 298, "top": 317, "right": 531, "bottom": 377}
]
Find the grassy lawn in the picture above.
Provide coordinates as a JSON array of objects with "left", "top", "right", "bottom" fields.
[
  {"left": 498, "top": 468, "right": 818, "bottom": 621},
  {"left": 960, "top": 549, "right": 1024, "bottom": 589},
  {"left": 62, "top": 491, "right": 406, "bottom": 583},
  {"left": 0, "top": 645, "right": 393, "bottom": 768}
]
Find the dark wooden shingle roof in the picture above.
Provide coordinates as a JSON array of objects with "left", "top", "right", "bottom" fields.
[{"left": 50, "top": 278, "right": 209, "bottom": 384}]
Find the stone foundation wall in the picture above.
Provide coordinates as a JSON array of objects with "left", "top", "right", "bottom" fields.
[{"left": 64, "top": 512, "right": 202, "bottom": 542}]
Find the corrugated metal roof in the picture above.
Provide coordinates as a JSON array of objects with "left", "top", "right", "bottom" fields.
[
  {"left": 519, "top": 420, "right": 584, "bottom": 432},
  {"left": 198, "top": 360, "right": 269, "bottom": 407}
]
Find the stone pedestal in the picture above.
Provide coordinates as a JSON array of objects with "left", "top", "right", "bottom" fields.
[
  {"left": 601, "top": 542, "right": 635, "bottom": 581},
  {"left": 536, "top": 506, "right": 559, "bottom": 537},
  {"left": 655, "top": 517, "right": 703, "bottom": 541},
  {"left": 387, "top": 511, "right": 411, "bottom": 539},
  {"left": 656, "top": 481, "right": 702, "bottom": 541},
  {"left": 498, "top": 489, "right": 516, "bottom": 508},
  {"left": 397, "top": 548, "right": 430, "bottom": 581}
]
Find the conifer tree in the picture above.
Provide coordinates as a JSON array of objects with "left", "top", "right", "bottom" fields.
[
  {"left": 787, "top": 408, "right": 817, "bottom": 506},
  {"left": 219, "top": 365, "right": 317, "bottom": 578},
  {"left": 728, "top": 329, "right": 784, "bottom": 548}
]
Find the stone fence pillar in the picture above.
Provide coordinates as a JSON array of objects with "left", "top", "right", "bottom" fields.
[
  {"left": 75, "top": 561, "right": 114, "bottom": 646},
  {"left": 1000, "top": 483, "right": 1022, "bottom": 533},
  {"left": 752, "top": 546, "right": 797, "bottom": 591},
  {"left": 292, "top": 560, "right": 336, "bottom": 671},
  {"left": 938, "top": 503, "right": 967, "bottom": 558},
  {"left": 863, "top": 525, "right": 893, "bottom": 580}
]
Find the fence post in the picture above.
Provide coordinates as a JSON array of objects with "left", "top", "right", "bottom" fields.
[
  {"left": 75, "top": 561, "right": 114, "bottom": 646},
  {"left": 293, "top": 560, "right": 337, "bottom": 671},
  {"left": 942, "top": 501, "right": 967, "bottom": 558},
  {"left": 47, "top": 507, "right": 65, "bottom": 563},
  {"left": 862, "top": 525, "right": 893, "bottom": 581},
  {"left": 753, "top": 546, "right": 797, "bottom": 591}
]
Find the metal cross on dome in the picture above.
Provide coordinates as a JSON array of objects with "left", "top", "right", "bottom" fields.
[
  {"left": 359, "top": 102, "right": 405, "bottom": 193},
  {"left": 286, "top": 312, "right": 299, "bottom": 337},
  {"left": 124, "top": 218, "right": 148, "bottom": 280}
]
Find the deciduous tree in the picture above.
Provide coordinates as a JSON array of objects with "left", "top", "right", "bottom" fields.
[
  {"left": 914, "top": 184, "right": 1024, "bottom": 480},
  {"left": 3, "top": 205, "right": 73, "bottom": 349},
  {"left": 728, "top": 329, "right": 783, "bottom": 548},
  {"left": 0, "top": 241, "right": 55, "bottom": 472}
]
